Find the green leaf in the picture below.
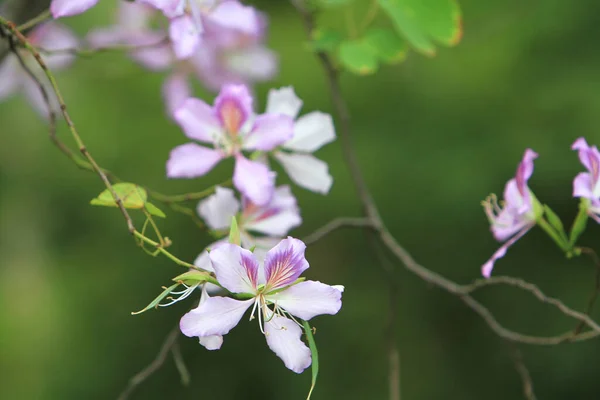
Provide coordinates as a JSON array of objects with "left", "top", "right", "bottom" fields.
[
  {"left": 378, "top": 0, "right": 462, "bottom": 56},
  {"left": 145, "top": 202, "right": 166, "bottom": 218},
  {"left": 310, "top": 29, "right": 343, "bottom": 52},
  {"left": 131, "top": 283, "right": 179, "bottom": 315},
  {"left": 228, "top": 216, "right": 241, "bottom": 245},
  {"left": 543, "top": 205, "right": 565, "bottom": 235},
  {"left": 569, "top": 199, "right": 590, "bottom": 247},
  {"left": 338, "top": 40, "right": 378, "bottom": 75},
  {"left": 90, "top": 183, "right": 147, "bottom": 209},
  {"left": 364, "top": 28, "right": 407, "bottom": 64},
  {"left": 172, "top": 270, "right": 220, "bottom": 286},
  {"left": 302, "top": 320, "right": 319, "bottom": 400}
]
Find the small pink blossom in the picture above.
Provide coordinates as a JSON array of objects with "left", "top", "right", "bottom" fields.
[
  {"left": 51, "top": 0, "right": 98, "bottom": 18},
  {"left": 572, "top": 137, "right": 600, "bottom": 222}
]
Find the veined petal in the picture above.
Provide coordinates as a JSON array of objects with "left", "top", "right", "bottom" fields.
[
  {"left": 50, "top": 0, "right": 98, "bottom": 18},
  {"left": 174, "top": 97, "right": 222, "bottom": 144},
  {"left": 264, "top": 237, "right": 309, "bottom": 290},
  {"left": 573, "top": 172, "right": 594, "bottom": 199},
  {"left": 197, "top": 187, "right": 241, "bottom": 230},
  {"left": 267, "top": 280, "right": 342, "bottom": 320},
  {"left": 209, "top": 243, "right": 259, "bottom": 293},
  {"left": 264, "top": 314, "right": 311, "bottom": 374},
  {"left": 482, "top": 225, "right": 533, "bottom": 278},
  {"left": 180, "top": 296, "right": 253, "bottom": 337},
  {"left": 163, "top": 73, "right": 191, "bottom": 119},
  {"left": 214, "top": 84, "right": 253, "bottom": 135},
  {"left": 169, "top": 14, "right": 202, "bottom": 59},
  {"left": 274, "top": 152, "right": 333, "bottom": 194},
  {"left": 233, "top": 155, "right": 276, "bottom": 206},
  {"left": 243, "top": 114, "right": 294, "bottom": 151},
  {"left": 284, "top": 111, "right": 336, "bottom": 152},
  {"left": 266, "top": 87, "right": 303, "bottom": 119},
  {"left": 166, "top": 143, "right": 223, "bottom": 178},
  {"left": 515, "top": 149, "right": 537, "bottom": 197}
]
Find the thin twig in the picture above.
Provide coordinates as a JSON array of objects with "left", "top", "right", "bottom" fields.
[
  {"left": 16, "top": 9, "right": 51, "bottom": 31},
  {"left": 117, "top": 326, "right": 180, "bottom": 400},
  {"left": 171, "top": 341, "right": 191, "bottom": 386},
  {"left": 574, "top": 247, "right": 600, "bottom": 334},
  {"left": 508, "top": 345, "right": 537, "bottom": 400},
  {"left": 303, "top": 217, "right": 374, "bottom": 245}
]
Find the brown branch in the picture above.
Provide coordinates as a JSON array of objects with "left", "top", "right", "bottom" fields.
[
  {"left": 508, "top": 345, "right": 537, "bottom": 400},
  {"left": 574, "top": 247, "right": 600, "bottom": 334},
  {"left": 117, "top": 326, "right": 180, "bottom": 400},
  {"left": 303, "top": 217, "right": 374, "bottom": 245}
]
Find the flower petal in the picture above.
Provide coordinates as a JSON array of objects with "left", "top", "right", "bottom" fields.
[
  {"left": 515, "top": 148, "right": 538, "bottom": 197},
  {"left": 32, "top": 23, "right": 78, "bottom": 70},
  {"left": 138, "top": 0, "right": 185, "bottom": 18},
  {"left": 180, "top": 296, "right": 253, "bottom": 337},
  {"left": 214, "top": 84, "right": 253, "bottom": 135},
  {"left": 169, "top": 14, "right": 202, "bottom": 59},
  {"left": 573, "top": 172, "right": 594, "bottom": 199},
  {"left": 264, "top": 314, "right": 311, "bottom": 374},
  {"left": 264, "top": 237, "right": 309, "bottom": 290},
  {"left": 266, "top": 87, "right": 303, "bottom": 119},
  {"left": 194, "top": 239, "right": 224, "bottom": 272},
  {"left": 243, "top": 114, "right": 294, "bottom": 151},
  {"left": 225, "top": 46, "right": 278, "bottom": 82},
  {"left": 207, "top": 1, "right": 260, "bottom": 36},
  {"left": 166, "top": 143, "right": 223, "bottom": 178},
  {"left": 245, "top": 210, "right": 301, "bottom": 237},
  {"left": 174, "top": 97, "right": 222, "bottom": 143},
  {"left": 196, "top": 285, "right": 224, "bottom": 350},
  {"left": 163, "top": 73, "right": 191, "bottom": 119},
  {"left": 197, "top": 187, "right": 241, "bottom": 230},
  {"left": 482, "top": 225, "right": 533, "bottom": 278},
  {"left": 274, "top": 152, "right": 333, "bottom": 194},
  {"left": 268, "top": 281, "right": 342, "bottom": 320},
  {"left": 50, "top": 0, "right": 98, "bottom": 18},
  {"left": 233, "top": 155, "right": 276, "bottom": 206},
  {"left": 209, "top": 243, "right": 259, "bottom": 293},
  {"left": 284, "top": 111, "right": 336, "bottom": 152}
]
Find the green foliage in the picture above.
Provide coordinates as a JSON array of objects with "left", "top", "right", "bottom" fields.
[
  {"left": 364, "top": 28, "right": 407, "bottom": 64},
  {"left": 302, "top": 320, "right": 319, "bottom": 400},
  {"left": 144, "top": 202, "right": 166, "bottom": 218},
  {"left": 543, "top": 205, "right": 567, "bottom": 241},
  {"left": 90, "top": 182, "right": 147, "bottom": 209},
  {"left": 131, "top": 283, "right": 179, "bottom": 315},
  {"left": 173, "top": 270, "right": 220, "bottom": 286},
  {"left": 310, "top": 29, "right": 344, "bottom": 52},
  {"left": 338, "top": 39, "right": 379, "bottom": 75},
  {"left": 378, "top": 0, "right": 462, "bottom": 55}
]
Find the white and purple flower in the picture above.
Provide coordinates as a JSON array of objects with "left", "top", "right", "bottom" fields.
[
  {"left": 169, "top": 84, "right": 294, "bottom": 205},
  {"left": 0, "top": 22, "right": 78, "bottom": 118},
  {"left": 51, "top": 0, "right": 98, "bottom": 18},
  {"left": 180, "top": 237, "right": 343, "bottom": 373},
  {"left": 266, "top": 87, "right": 336, "bottom": 194},
  {"left": 572, "top": 137, "right": 600, "bottom": 222},
  {"left": 481, "top": 149, "right": 539, "bottom": 278},
  {"left": 194, "top": 185, "right": 302, "bottom": 270}
]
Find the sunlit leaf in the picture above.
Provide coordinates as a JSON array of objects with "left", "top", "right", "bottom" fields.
[
  {"left": 310, "top": 29, "right": 343, "bottom": 52},
  {"left": 378, "top": 0, "right": 462, "bottom": 56},
  {"left": 90, "top": 183, "right": 147, "bottom": 209},
  {"left": 338, "top": 40, "right": 378, "bottom": 75},
  {"left": 145, "top": 202, "right": 166, "bottom": 218},
  {"left": 172, "top": 270, "right": 220, "bottom": 286},
  {"left": 131, "top": 283, "right": 179, "bottom": 315},
  {"left": 364, "top": 28, "right": 408, "bottom": 64}
]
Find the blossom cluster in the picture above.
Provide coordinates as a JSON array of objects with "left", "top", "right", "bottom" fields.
[
  {"left": 0, "top": 0, "right": 344, "bottom": 374},
  {"left": 482, "top": 138, "right": 600, "bottom": 278}
]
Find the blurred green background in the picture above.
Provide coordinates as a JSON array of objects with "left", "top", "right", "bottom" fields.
[{"left": 2, "top": 0, "right": 600, "bottom": 398}]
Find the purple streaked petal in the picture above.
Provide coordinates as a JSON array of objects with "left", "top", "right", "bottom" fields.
[
  {"left": 267, "top": 280, "right": 342, "bottom": 320},
  {"left": 233, "top": 155, "right": 276, "bottom": 206},
  {"left": 214, "top": 84, "right": 253, "bottom": 135},
  {"left": 50, "top": 0, "right": 98, "bottom": 18},
  {"left": 502, "top": 179, "right": 526, "bottom": 211},
  {"left": 263, "top": 237, "right": 309, "bottom": 290},
  {"left": 573, "top": 137, "right": 592, "bottom": 170},
  {"left": 180, "top": 296, "right": 253, "bottom": 337},
  {"left": 482, "top": 225, "right": 533, "bottom": 278},
  {"left": 245, "top": 209, "right": 301, "bottom": 236},
  {"left": 174, "top": 97, "right": 222, "bottom": 143},
  {"left": 243, "top": 114, "right": 294, "bottom": 151},
  {"left": 166, "top": 143, "right": 223, "bottom": 178},
  {"left": 169, "top": 14, "right": 202, "bottom": 59},
  {"left": 197, "top": 187, "right": 240, "bottom": 230},
  {"left": 209, "top": 243, "right": 259, "bottom": 293},
  {"left": 284, "top": 112, "right": 336, "bottom": 153},
  {"left": 515, "top": 149, "right": 537, "bottom": 197},
  {"left": 273, "top": 152, "right": 333, "bottom": 194},
  {"left": 573, "top": 172, "right": 594, "bottom": 199},
  {"left": 266, "top": 87, "right": 302, "bottom": 119},
  {"left": 163, "top": 73, "right": 191, "bottom": 119},
  {"left": 264, "top": 314, "right": 311, "bottom": 373}
]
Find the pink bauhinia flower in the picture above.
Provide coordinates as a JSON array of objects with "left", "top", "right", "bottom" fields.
[
  {"left": 169, "top": 84, "right": 294, "bottom": 205},
  {"left": 180, "top": 238, "right": 343, "bottom": 373},
  {"left": 194, "top": 185, "right": 302, "bottom": 270},
  {"left": 0, "top": 22, "right": 78, "bottom": 118},
  {"left": 481, "top": 149, "right": 539, "bottom": 278},
  {"left": 572, "top": 137, "right": 600, "bottom": 222},
  {"left": 51, "top": 0, "right": 98, "bottom": 18},
  {"left": 265, "top": 87, "right": 336, "bottom": 194}
]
